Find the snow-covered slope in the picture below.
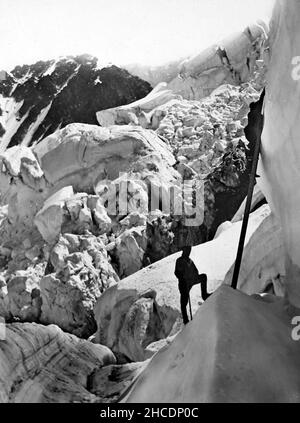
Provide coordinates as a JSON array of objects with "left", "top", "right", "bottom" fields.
[{"left": 122, "top": 286, "right": 300, "bottom": 403}]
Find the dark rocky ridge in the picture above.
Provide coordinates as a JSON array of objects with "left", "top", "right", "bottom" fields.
[{"left": 0, "top": 54, "right": 152, "bottom": 148}]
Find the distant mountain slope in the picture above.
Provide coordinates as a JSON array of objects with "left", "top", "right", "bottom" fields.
[{"left": 0, "top": 54, "right": 152, "bottom": 151}]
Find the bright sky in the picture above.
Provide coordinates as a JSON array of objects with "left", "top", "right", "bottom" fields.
[{"left": 0, "top": 0, "right": 275, "bottom": 71}]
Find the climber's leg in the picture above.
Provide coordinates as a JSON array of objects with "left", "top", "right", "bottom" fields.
[
  {"left": 180, "top": 289, "right": 189, "bottom": 325},
  {"left": 199, "top": 273, "right": 211, "bottom": 301}
]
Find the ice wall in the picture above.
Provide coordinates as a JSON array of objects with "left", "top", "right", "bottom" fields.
[{"left": 258, "top": 0, "right": 300, "bottom": 307}]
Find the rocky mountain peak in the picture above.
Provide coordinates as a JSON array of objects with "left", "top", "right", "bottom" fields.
[{"left": 0, "top": 55, "right": 152, "bottom": 151}]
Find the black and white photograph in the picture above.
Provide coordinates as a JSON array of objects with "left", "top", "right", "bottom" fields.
[{"left": 0, "top": 0, "right": 299, "bottom": 410}]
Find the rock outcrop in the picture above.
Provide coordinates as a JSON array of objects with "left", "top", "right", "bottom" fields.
[
  {"left": 0, "top": 55, "right": 151, "bottom": 151},
  {"left": 0, "top": 322, "right": 116, "bottom": 403}
]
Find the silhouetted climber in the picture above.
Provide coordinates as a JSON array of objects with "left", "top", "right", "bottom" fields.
[
  {"left": 244, "top": 89, "right": 266, "bottom": 179},
  {"left": 175, "top": 246, "right": 210, "bottom": 324}
]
